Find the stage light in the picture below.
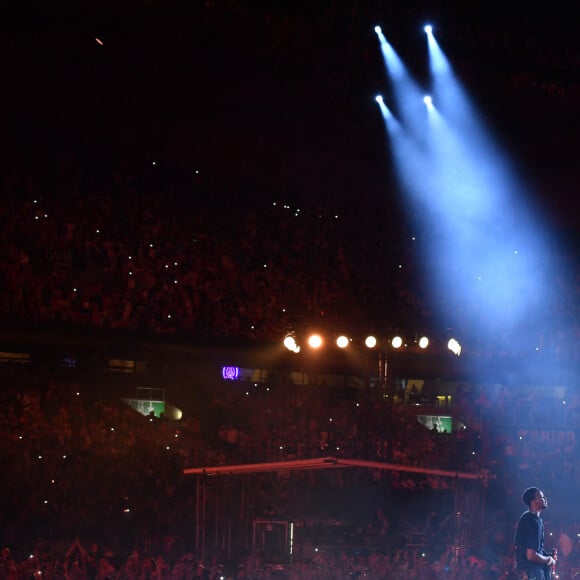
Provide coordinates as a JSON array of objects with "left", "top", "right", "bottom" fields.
[
  {"left": 365, "top": 335, "right": 377, "bottom": 349},
  {"left": 308, "top": 334, "right": 323, "bottom": 349},
  {"left": 375, "top": 94, "right": 384, "bottom": 103},
  {"left": 336, "top": 335, "right": 349, "bottom": 349},
  {"left": 418, "top": 336, "right": 429, "bottom": 349},
  {"left": 423, "top": 95, "right": 433, "bottom": 107},
  {"left": 283, "top": 335, "right": 301, "bottom": 353},
  {"left": 424, "top": 24, "right": 433, "bottom": 35},
  {"left": 448, "top": 338, "right": 462, "bottom": 356},
  {"left": 392, "top": 336, "right": 403, "bottom": 349},
  {"left": 374, "top": 25, "right": 382, "bottom": 35}
]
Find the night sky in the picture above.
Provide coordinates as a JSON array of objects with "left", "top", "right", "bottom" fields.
[{"left": 3, "top": 0, "right": 579, "bottom": 231}]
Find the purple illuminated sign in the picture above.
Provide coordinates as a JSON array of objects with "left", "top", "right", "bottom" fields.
[{"left": 222, "top": 366, "right": 240, "bottom": 380}]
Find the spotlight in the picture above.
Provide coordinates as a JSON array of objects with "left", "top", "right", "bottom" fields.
[
  {"left": 418, "top": 336, "right": 429, "bottom": 349},
  {"left": 375, "top": 94, "right": 384, "bottom": 103},
  {"left": 424, "top": 24, "right": 433, "bottom": 35},
  {"left": 423, "top": 95, "right": 433, "bottom": 106},
  {"left": 374, "top": 25, "right": 382, "bottom": 35},
  {"left": 336, "top": 335, "right": 349, "bottom": 349},
  {"left": 391, "top": 336, "right": 403, "bottom": 349},
  {"left": 283, "top": 335, "right": 301, "bottom": 354},
  {"left": 448, "top": 338, "right": 462, "bottom": 356},
  {"left": 308, "top": 334, "right": 323, "bottom": 349},
  {"left": 365, "top": 335, "right": 377, "bottom": 349}
]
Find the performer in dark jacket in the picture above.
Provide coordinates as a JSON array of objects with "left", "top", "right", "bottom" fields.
[{"left": 514, "top": 487, "right": 556, "bottom": 579}]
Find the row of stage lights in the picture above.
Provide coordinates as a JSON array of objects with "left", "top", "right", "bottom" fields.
[{"left": 283, "top": 333, "right": 462, "bottom": 356}]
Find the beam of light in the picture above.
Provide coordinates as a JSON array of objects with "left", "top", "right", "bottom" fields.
[
  {"left": 404, "top": 31, "right": 565, "bottom": 378},
  {"left": 375, "top": 30, "right": 429, "bottom": 141}
]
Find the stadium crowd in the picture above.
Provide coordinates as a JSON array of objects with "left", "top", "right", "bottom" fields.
[{"left": 1, "top": 133, "right": 579, "bottom": 580}]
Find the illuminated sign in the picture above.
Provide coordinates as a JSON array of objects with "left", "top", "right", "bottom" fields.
[{"left": 222, "top": 366, "right": 240, "bottom": 380}]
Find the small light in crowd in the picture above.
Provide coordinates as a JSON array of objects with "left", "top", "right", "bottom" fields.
[
  {"left": 246, "top": 392, "right": 250, "bottom": 396},
  {"left": 514, "top": 250, "right": 519, "bottom": 255},
  {"left": 33, "top": 199, "right": 38, "bottom": 204},
  {"left": 38, "top": 455, "right": 42, "bottom": 459},
  {"left": 44, "top": 214, "right": 48, "bottom": 218},
  {"left": 336, "top": 446, "right": 340, "bottom": 451},
  {"left": 43, "top": 500, "right": 48, "bottom": 504},
  {"left": 472, "top": 451, "right": 476, "bottom": 455},
  {"left": 329, "top": 417, "right": 334, "bottom": 422},
  {"left": 174, "top": 262, "right": 178, "bottom": 266},
  {"left": 152, "top": 161, "right": 156, "bottom": 165},
  {"left": 124, "top": 508, "right": 131, "bottom": 513},
  {"left": 96, "top": 229, "right": 100, "bottom": 234},
  {"left": 398, "top": 264, "right": 403, "bottom": 269},
  {"left": 51, "top": 479, "right": 55, "bottom": 483},
  {"left": 266, "top": 387, "right": 270, "bottom": 391},
  {"left": 73, "top": 288, "right": 77, "bottom": 292},
  {"left": 165, "top": 264, "right": 169, "bottom": 268},
  {"left": 166, "top": 446, "right": 170, "bottom": 450},
  {"left": 279, "top": 446, "right": 283, "bottom": 450},
  {"left": 35, "top": 216, "right": 39, "bottom": 220},
  {"left": 563, "top": 400, "right": 567, "bottom": 405},
  {"left": 356, "top": 403, "right": 360, "bottom": 407},
  {"left": 334, "top": 215, "right": 338, "bottom": 219},
  {"left": 519, "top": 435, "right": 523, "bottom": 440},
  {"left": 167, "top": 314, "right": 172, "bottom": 319},
  {"left": 263, "top": 264, "right": 267, "bottom": 268},
  {"left": 149, "top": 243, "right": 154, "bottom": 248},
  {"left": 250, "top": 325, "right": 255, "bottom": 330},
  {"left": 174, "top": 433, "right": 179, "bottom": 438},
  {"left": 174, "top": 280, "right": 178, "bottom": 284},
  {"left": 128, "top": 256, "right": 132, "bottom": 260},
  {"left": 19, "top": 435, "right": 23, "bottom": 439},
  {"left": 149, "top": 418, "right": 153, "bottom": 422},
  {"left": 129, "top": 272, "right": 133, "bottom": 276},
  {"left": 110, "top": 427, "right": 115, "bottom": 431},
  {"left": 76, "top": 392, "right": 80, "bottom": 396},
  {"left": 95, "top": 37, "right": 104, "bottom": 45}
]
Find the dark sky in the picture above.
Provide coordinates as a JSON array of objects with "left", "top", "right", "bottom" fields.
[{"left": 3, "top": 0, "right": 579, "bottom": 228}]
